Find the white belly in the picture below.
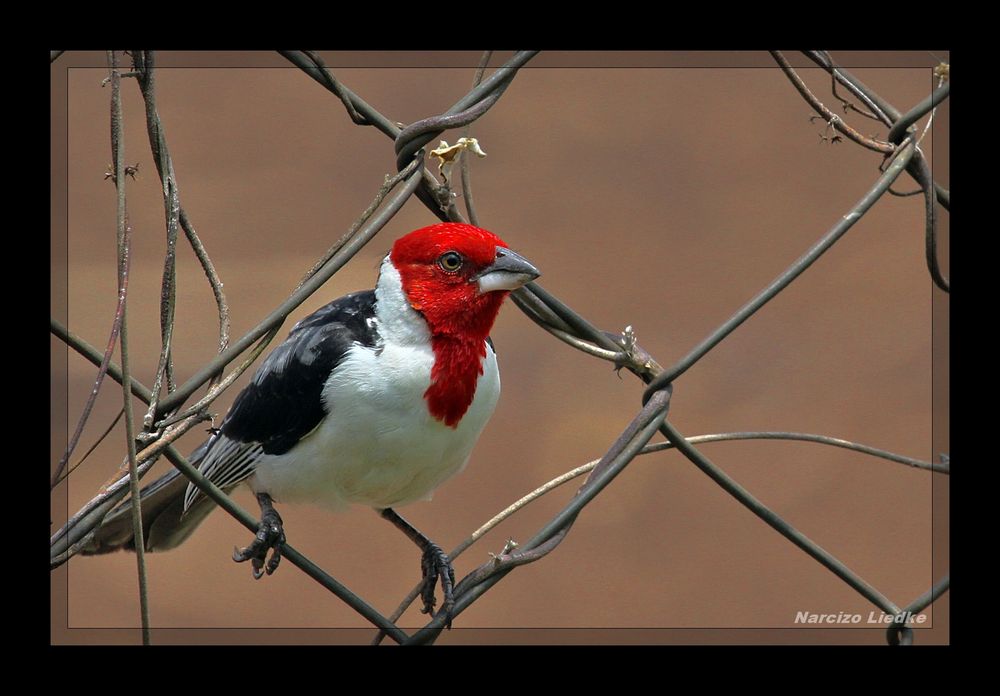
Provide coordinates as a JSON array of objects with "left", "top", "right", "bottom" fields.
[{"left": 248, "top": 340, "right": 500, "bottom": 510}]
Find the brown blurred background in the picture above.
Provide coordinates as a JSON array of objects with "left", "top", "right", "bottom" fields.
[{"left": 51, "top": 51, "right": 949, "bottom": 645}]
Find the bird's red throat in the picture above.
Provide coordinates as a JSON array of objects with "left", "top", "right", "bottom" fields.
[{"left": 425, "top": 335, "right": 489, "bottom": 427}]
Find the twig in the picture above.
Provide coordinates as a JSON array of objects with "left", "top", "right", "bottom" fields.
[
  {"left": 298, "top": 158, "right": 422, "bottom": 288},
  {"left": 461, "top": 50, "right": 493, "bottom": 226},
  {"left": 159, "top": 433, "right": 409, "bottom": 643},
  {"left": 51, "top": 319, "right": 152, "bottom": 403},
  {"left": 829, "top": 73, "right": 883, "bottom": 122},
  {"left": 51, "top": 299, "right": 129, "bottom": 489},
  {"left": 155, "top": 325, "right": 281, "bottom": 430},
  {"left": 383, "top": 426, "right": 940, "bottom": 636},
  {"left": 109, "top": 50, "right": 151, "bottom": 645},
  {"left": 522, "top": 283, "right": 623, "bottom": 355},
  {"left": 278, "top": 51, "right": 399, "bottom": 138},
  {"left": 50, "top": 412, "right": 211, "bottom": 566},
  {"left": 57, "top": 409, "right": 125, "bottom": 485},
  {"left": 180, "top": 210, "right": 231, "bottom": 360},
  {"left": 803, "top": 51, "right": 950, "bottom": 213},
  {"left": 770, "top": 51, "right": 894, "bottom": 154},
  {"left": 393, "top": 51, "right": 539, "bottom": 221},
  {"left": 134, "top": 50, "right": 181, "bottom": 426},
  {"left": 154, "top": 165, "right": 423, "bottom": 419},
  {"left": 406, "top": 387, "right": 674, "bottom": 643},
  {"left": 886, "top": 82, "right": 950, "bottom": 145},
  {"left": 909, "top": 154, "right": 949, "bottom": 293},
  {"left": 509, "top": 286, "right": 575, "bottom": 334},
  {"left": 298, "top": 51, "right": 368, "bottom": 125},
  {"left": 805, "top": 52, "right": 898, "bottom": 126},
  {"left": 886, "top": 575, "right": 949, "bottom": 645}
]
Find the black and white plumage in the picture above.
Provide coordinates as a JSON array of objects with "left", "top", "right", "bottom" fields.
[
  {"left": 76, "top": 223, "right": 540, "bottom": 619},
  {"left": 187, "top": 291, "right": 382, "bottom": 511}
]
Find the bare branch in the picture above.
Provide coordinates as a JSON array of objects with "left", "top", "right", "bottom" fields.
[
  {"left": 108, "top": 50, "right": 150, "bottom": 643},
  {"left": 180, "top": 210, "right": 231, "bottom": 361},
  {"left": 133, "top": 50, "right": 181, "bottom": 427},
  {"left": 770, "top": 51, "right": 894, "bottom": 154},
  {"left": 887, "top": 81, "right": 950, "bottom": 145},
  {"left": 461, "top": 50, "right": 493, "bottom": 226},
  {"left": 154, "top": 165, "right": 423, "bottom": 418}
]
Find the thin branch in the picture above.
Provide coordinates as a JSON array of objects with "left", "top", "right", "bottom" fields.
[
  {"left": 474, "top": 428, "right": 944, "bottom": 540},
  {"left": 512, "top": 289, "right": 663, "bottom": 379},
  {"left": 509, "top": 286, "right": 576, "bottom": 335},
  {"left": 278, "top": 50, "right": 470, "bottom": 228},
  {"left": 394, "top": 51, "right": 539, "bottom": 221},
  {"left": 544, "top": 327, "right": 625, "bottom": 362},
  {"left": 278, "top": 51, "right": 399, "bottom": 138},
  {"left": 803, "top": 51, "right": 950, "bottom": 213},
  {"left": 157, "top": 433, "right": 409, "bottom": 643},
  {"left": 109, "top": 50, "right": 150, "bottom": 644},
  {"left": 180, "top": 210, "right": 230, "bottom": 360},
  {"left": 643, "top": 137, "right": 917, "bottom": 400},
  {"left": 805, "top": 51, "right": 899, "bottom": 125},
  {"left": 907, "top": 151, "right": 949, "bottom": 292},
  {"left": 461, "top": 50, "right": 493, "bottom": 226},
  {"left": 54, "top": 315, "right": 263, "bottom": 489},
  {"left": 154, "top": 164, "right": 423, "bottom": 419},
  {"left": 298, "top": 158, "right": 422, "bottom": 288},
  {"left": 298, "top": 51, "right": 368, "bottom": 125},
  {"left": 51, "top": 319, "right": 152, "bottom": 403},
  {"left": 393, "top": 51, "right": 538, "bottom": 167},
  {"left": 829, "top": 73, "right": 883, "bottom": 122},
  {"left": 886, "top": 575, "right": 949, "bottom": 645},
  {"left": 51, "top": 302, "right": 129, "bottom": 489},
  {"left": 57, "top": 409, "right": 125, "bottom": 486},
  {"left": 886, "top": 82, "right": 950, "bottom": 146},
  {"left": 406, "top": 387, "right": 674, "bottom": 643},
  {"left": 522, "top": 283, "right": 623, "bottom": 355},
  {"left": 770, "top": 51, "right": 894, "bottom": 154},
  {"left": 394, "top": 82, "right": 508, "bottom": 169},
  {"left": 134, "top": 50, "right": 180, "bottom": 427},
  {"left": 463, "top": 428, "right": 944, "bottom": 543},
  {"left": 52, "top": 54, "right": 157, "bottom": 489},
  {"left": 384, "top": 426, "right": 940, "bottom": 634},
  {"left": 155, "top": 325, "right": 281, "bottom": 430},
  {"left": 50, "top": 411, "right": 210, "bottom": 566}
]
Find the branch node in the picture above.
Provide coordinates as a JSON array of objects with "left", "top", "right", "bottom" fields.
[{"left": 488, "top": 538, "right": 519, "bottom": 566}]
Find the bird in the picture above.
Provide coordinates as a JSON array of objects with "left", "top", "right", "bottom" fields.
[{"left": 77, "top": 222, "right": 540, "bottom": 623}]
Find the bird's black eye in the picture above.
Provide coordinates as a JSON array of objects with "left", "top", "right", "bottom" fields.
[{"left": 438, "top": 251, "right": 463, "bottom": 272}]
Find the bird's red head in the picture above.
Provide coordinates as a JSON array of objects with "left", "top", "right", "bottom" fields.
[
  {"left": 390, "top": 223, "right": 538, "bottom": 341},
  {"left": 390, "top": 222, "right": 539, "bottom": 427}
]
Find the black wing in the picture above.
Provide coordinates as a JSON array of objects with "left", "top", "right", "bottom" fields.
[{"left": 183, "top": 290, "right": 380, "bottom": 510}]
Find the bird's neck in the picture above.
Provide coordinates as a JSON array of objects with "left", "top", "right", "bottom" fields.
[
  {"left": 376, "top": 256, "right": 499, "bottom": 428},
  {"left": 425, "top": 334, "right": 489, "bottom": 427}
]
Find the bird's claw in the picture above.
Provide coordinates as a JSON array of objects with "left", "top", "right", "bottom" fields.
[
  {"left": 232, "top": 506, "right": 285, "bottom": 579},
  {"left": 420, "top": 541, "right": 456, "bottom": 628}
]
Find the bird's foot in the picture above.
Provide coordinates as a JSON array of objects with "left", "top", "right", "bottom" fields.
[
  {"left": 420, "top": 541, "right": 456, "bottom": 628},
  {"left": 232, "top": 494, "right": 285, "bottom": 579}
]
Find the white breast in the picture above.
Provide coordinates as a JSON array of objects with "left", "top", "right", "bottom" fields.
[{"left": 248, "top": 341, "right": 499, "bottom": 510}]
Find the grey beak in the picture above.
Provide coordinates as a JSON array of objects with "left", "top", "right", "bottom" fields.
[{"left": 474, "top": 247, "right": 541, "bottom": 293}]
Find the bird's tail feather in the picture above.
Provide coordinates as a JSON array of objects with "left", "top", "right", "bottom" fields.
[{"left": 80, "top": 467, "right": 220, "bottom": 555}]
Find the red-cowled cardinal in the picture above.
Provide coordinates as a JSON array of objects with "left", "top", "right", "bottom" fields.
[{"left": 80, "top": 222, "right": 540, "bottom": 623}]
